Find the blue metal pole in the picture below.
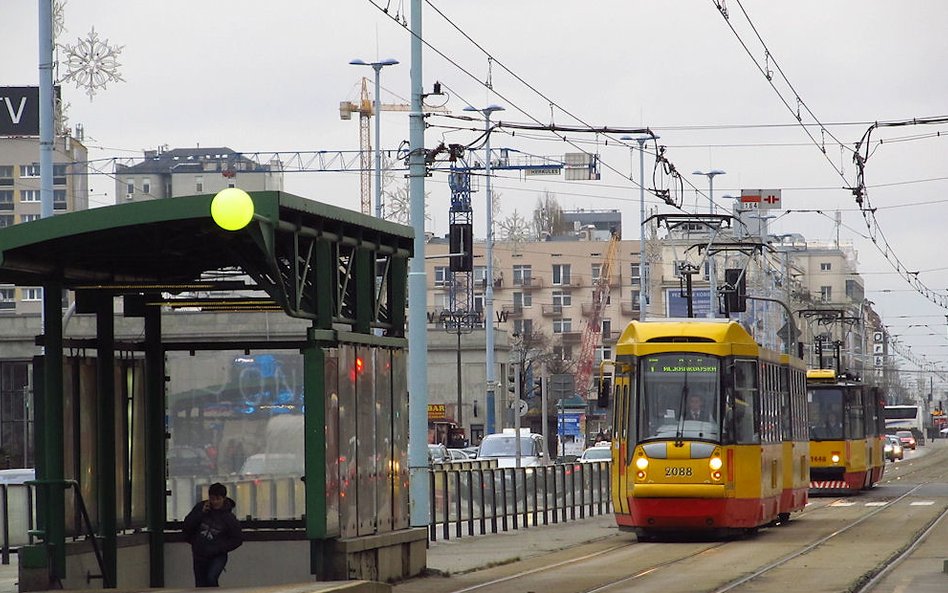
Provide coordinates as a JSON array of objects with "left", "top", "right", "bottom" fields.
[
  {"left": 407, "top": 0, "right": 430, "bottom": 527},
  {"left": 39, "top": 0, "right": 54, "bottom": 219}
]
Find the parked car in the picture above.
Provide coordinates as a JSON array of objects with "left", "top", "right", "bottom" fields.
[
  {"left": 895, "top": 430, "right": 917, "bottom": 450},
  {"left": 168, "top": 445, "right": 215, "bottom": 476},
  {"left": 578, "top": 443, "right": 613, "bottom": 463},
  {"left": 427, "top": 443, "right": 450, "bottom": 465},
  {"left": 238, "top": 453, "right": 302, "bottom": 478},
  {"left": 447, "top": 448, "right": 472, "bottom": 461},
  {"left": 476, "top": 429, "right": 548, "bottom": 467},
  {"left": 884, "top": 434, "right": 904, "bottom": 461}
]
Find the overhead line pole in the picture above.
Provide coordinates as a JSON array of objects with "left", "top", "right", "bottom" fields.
[{"left": 407, "top": 0, "right": 430, "bottom": 527}]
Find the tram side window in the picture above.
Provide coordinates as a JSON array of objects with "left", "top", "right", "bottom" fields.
[{"left": 725, "top": 359, "right": 759, "bottom": 444}]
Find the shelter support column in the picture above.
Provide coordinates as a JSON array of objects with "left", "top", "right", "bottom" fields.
[
  {"left": 94, "top": 295, "right": 117, "bottom": 587},
  {"left": 40, "top": 281, "right": 66, "bottom": 581},
  {"left": 303, "top": 334, "right": 328, "bottom": 578},
  {"left": 142, "top": 297, "right": 165, "bottom": 586}
]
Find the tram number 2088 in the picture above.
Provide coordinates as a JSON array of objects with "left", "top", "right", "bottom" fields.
[{"left": 665, "top": 467, "right": 694, "bottom": 477}]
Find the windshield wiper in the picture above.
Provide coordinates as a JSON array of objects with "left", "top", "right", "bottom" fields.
[{"left": 675, "top": 382, "right": 689, "bottom": 447}]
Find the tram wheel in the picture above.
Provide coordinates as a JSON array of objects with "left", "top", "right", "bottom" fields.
[{"left": 777, "top": 512, "right": 791, "bottom": 524}]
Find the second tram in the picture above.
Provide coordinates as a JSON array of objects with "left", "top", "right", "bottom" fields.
[
  {"left": 607, "top": 319, "right": 808, "bottom": 539},
  {"left": 807, "top": 369, "right": 886, "bottom": 491}
]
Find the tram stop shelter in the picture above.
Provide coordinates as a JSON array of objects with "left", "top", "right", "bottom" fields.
[{"left": 0, "top": 191, "right": 424, "bottom": 589}]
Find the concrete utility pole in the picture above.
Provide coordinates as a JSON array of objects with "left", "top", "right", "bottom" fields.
[{"left": 407, "top": 0, "right": 430, "bottom": 527}]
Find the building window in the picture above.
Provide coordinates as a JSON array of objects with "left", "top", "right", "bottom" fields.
[
  {"left": 513, "top": 318, "right": 534, "bottom": 336},
  {"left": 820, "top": 262, "right": 832, "bottom": 271},
  {"left": 474, "top": 266, "right": 487, "bottom": 284},
  {"left": 631, "top": 290, "right": 640, "bottom": 309},
  {"left": 20, "top": 190, "right": 40, "bottom": 203},
  {"left": 552, "top": 264, "right": 571, "bottom": 286},
  {"left": 596, "top": 346, "right": 613, "bottom": 362},
  {"left": 20, "top": 214, "right": 40, "bottom": 223},
  {"left": 553, "top": 318, "right": 572, "bottom": 333},
  {"left": 473, "top": 292, "right": 484, "bottom": 313},
  {"left": 142, "top": 178, "right": 151, "bottom": 195},
  {"left": 513, "top": 264, "right": 532, "bottom": 286},
  {"left": 22, "top": 287, "right": 42, "bottom": 301},
  {"left": 196, "top": 176, "right": 204, "bottom": 193},
  {"left": 820, "top": 286, "right": 832, "bottom": 302},
  {"left": 53, "top": 189, "right": 66, "bottom": 210},
  {"left": 126, "top": 180, "right": 134, "bottom": 196},
  {"left": 0, "top": 215, "right": 13, "bottom": 228},
  {"left": 553, "top": 345, "right": 573, "bottom": 360},
  {"left": 434, "top": 266, "right": 449, "bottom": 287},
  {"left": 552, "top": 289, "right": 571, "bottom": 308},
  {"left": 0, "top": 287, "right": 13, "bottom": 308},
  {"left": 602, "top": 319, "right": 612, "bottom": 336},
  {"left": 513, "top": 291, "right": 531, "bottom": 310},
  {"left": 630, "top": 263, "right": 641, "bottom": 286},
  {"left": 19, "top": 163, "right": 40, "bottom": 177},
  {"left": 591, "top": 263, "right": 602, "bottom": 281},
  {"left": 0, "top": 191, "right": 12, "bottom": 211},
  {"left": 0, "top": 166, "right": 12, "bottom": 180}
]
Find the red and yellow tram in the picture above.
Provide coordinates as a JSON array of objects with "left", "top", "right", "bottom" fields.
[
  {"left": 807, "top": 369, "right": 885, "bottom": 491},
  {"left": 606, "top": 319, "right": 808, "bottom": 539}
]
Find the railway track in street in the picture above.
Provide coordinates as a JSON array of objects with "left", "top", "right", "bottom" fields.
[{"left": 395, "top": 443, "right": 948, "bottom": 593}]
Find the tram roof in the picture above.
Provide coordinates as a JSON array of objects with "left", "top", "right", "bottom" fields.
[
  {"left": 615, "top": 319, "right": 763, "bottom": 357},
  {"left": 0, "top": 191, "right": 414, "bottom": 288}
]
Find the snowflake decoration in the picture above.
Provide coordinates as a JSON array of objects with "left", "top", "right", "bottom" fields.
[
  {"left": 52, "top": 0, "right": 66, "bottom": 42},
  {"left": 59, "top": 27, "right": 124, "bottom": 101}
]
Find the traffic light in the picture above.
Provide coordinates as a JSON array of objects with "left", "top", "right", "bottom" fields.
[
  {"left": 449, "top": 223, "right": 473, "bottom": 272},
  {"left": 597, "top": 377, "right": 612, "bottom": 408},
  {"left": 724, "top": 268, "right": 747, "bottom": 313},
  {"left": 507, "top": 364, "right": 520, "bottom": 396}
]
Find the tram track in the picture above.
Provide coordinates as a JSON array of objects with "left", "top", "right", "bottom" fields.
[{"left": 397, "top": 446, "right": 948, "bottom": 593}]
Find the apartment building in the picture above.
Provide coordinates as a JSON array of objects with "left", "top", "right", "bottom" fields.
[{"left": 114, "top": 146, "right": 283, "bottom": 203}]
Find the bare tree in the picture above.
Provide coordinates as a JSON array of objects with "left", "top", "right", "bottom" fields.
[{"left": 532, "top": 190, "right": 570, "bottom": 239}]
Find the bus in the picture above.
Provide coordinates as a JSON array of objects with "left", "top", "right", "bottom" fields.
[
  {"left": 605, "top": 319, "right": 808, "bottom": 539},
  {"left": 883, "top": 405, "right": 925, "bottom": 444}
]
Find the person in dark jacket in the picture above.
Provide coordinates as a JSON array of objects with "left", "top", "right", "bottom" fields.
[{"left": 183, "top": 482, "right": 243, "bottom": 587}]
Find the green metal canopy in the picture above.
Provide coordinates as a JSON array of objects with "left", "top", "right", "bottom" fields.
[{"left": 0, "top": 191, "right": 413, "bottom": 333}]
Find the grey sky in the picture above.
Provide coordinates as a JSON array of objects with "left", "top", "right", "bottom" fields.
[{"left": 5, "top": 1, "right": 948, "bottom": 376}]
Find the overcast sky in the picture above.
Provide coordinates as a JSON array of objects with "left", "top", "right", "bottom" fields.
[{"left": 5, "top": 1, "right": 948, "bottom": 382}]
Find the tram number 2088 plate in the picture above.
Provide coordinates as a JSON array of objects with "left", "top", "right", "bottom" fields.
[{"left": 665, "top": 466, "right": 693, "bottom": 477}]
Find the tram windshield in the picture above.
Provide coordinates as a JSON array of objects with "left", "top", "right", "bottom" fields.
[
  {"left": 640, "top": 353, "right": 721, "bottom": 441},
  {"left": 808, "top": 387, "right": 843, "bottom": 440}
]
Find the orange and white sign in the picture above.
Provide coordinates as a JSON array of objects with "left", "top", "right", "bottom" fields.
[{"left": 740, "top": 189, "right": 782, "bottom": 210}]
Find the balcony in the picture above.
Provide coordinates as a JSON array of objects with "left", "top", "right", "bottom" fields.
[
  {"left": 433, "top": 280, "right": 460, "bottom": 291},
  {"left": 514, "top": 276, "right": 543, "bottom": 290},
  {"left": 558, "top": 331, "right": 582, "bottom": 343},
  {"left": 501, "top": 304, "right": 524, "bottom": 318},
  {"left": 620, "top": 302, "right": 640, "bottom": 316},
  {"left": 478, "top": 277, "right": 505, "bottom": 290},
  {"left": 541, "top": 304, "right": 564, "bottom": 317}
]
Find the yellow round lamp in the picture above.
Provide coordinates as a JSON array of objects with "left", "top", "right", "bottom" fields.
[{"left": 211, "top": 188, "right": 254, "bottom": 231}]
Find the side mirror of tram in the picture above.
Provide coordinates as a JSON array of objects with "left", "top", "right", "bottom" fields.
[{"left": 598, "top": 378, "right": 612, "bottom": 408}]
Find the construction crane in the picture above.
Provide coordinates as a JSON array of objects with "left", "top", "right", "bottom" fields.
[
  {"left": 574, "top": 232, "right": 621, "bottom": 403},
  {"left": 339, "top": 77, "right": 446, "bottom": 215}
]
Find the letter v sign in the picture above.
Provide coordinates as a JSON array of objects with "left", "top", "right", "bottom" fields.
[{"left": 3, "top": 97, "right": 27, "bottom": 124}]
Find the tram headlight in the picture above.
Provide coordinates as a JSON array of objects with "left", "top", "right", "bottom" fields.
[
  {"left": 635, "top": 456, "right": 649, "bottom": 471},
  {"left": 831, "top": 453, "right": 840, "bottom": 464},
  {"left": 709, "top": 456, "right": 723, "bottom": 471}
]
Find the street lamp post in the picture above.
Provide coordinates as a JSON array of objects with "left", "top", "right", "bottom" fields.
[
  {"left": 621, "top": 134, "right": 659, "bottom": 322},
  {"left": 463, "top": 104, "right": 504, "bottom": 434},
  {"left": 350, "top": 58, "right": 399, "bottom": 219},
  {"left": 693, "top": 169, "right": 726, "bottom": 318}
]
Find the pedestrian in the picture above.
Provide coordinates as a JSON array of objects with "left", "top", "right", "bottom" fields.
[{"left": 182, "top": 482, "right": 243, "bottom": 587}]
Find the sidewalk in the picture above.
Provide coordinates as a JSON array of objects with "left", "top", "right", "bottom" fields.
[{"left": 425, "top": 513, "right": 620, "bottom": 576}]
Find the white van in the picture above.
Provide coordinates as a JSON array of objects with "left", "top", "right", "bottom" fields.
[{"left": 477, "top": 429, "right": 548, "bottom": 468}]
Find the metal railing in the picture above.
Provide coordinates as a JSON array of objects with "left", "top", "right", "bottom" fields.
[{"left": 428, "top": 461, "right": 612, "bottom": 541}]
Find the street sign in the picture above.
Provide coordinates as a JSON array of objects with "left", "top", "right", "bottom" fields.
[
  {"left": 518, "top": 399, "right": 528, "bottom": 417},
  {"left": 739, "top": 189, "right": 782, "bottom": 210}
]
